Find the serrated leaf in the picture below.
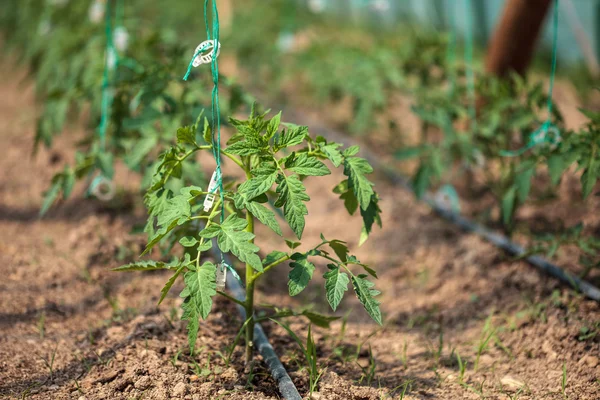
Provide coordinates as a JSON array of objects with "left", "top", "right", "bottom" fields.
[
  {"left": 266, "top": 111, "right": 281, "bottom": 140},
  {"left": 323, "top": 265, "right": 350, "bottom": 311},
  {"left": 359, "top": 195, "right": 382, "bottom": 245},
  {"left": 199, "top": 215, "right": 263, "bottom": 271},
  {"left": 159, "top": 264, "right": 185, "bottom": 305},
  {"left": 320, "top": 143, "right": 343, "bottom": 167},
  {"left": 142, "top": 189, "right": 194, "bottom": 255},
  {"left": 276, "top": 125, "right": 308, "bottom": 149},
  {"left": 343, "top": 156, "right": 375, "bottom": 211},
  {"left": 180, "top": 261, "right": 217, "bottom": 353},
  {"left": 226, "top": 140, "right": 262, "bottom": 156},
  {"left": 113, "top": 259, "right": 180, "bottom": 271},
  {"left": 245, "top": 201, "right": 282, "bottom": 236},
  {"left": 177, "top": 126, "right": 196, "bottom": 145},
  {"left": 351, "top": 274, "right": 382, "bottom": 325},
  {"left": 275, "top": 174, "right": 310, "bottom": 239},
  {"left": 202, "top": 118, "right": 212, "bottom": 144},
  {"left": 288, "top": 253, "right": 315, "bottom": 296},
  {"left": 285, "top": 153, "right": 331, "bottom": 176},
  {"left": 239, "top": 172, "right": 278, "bottom": 200}
]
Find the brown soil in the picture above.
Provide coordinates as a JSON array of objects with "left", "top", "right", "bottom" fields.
[{"left": 1, "top": 56, "right": 600, "bottom": 400}]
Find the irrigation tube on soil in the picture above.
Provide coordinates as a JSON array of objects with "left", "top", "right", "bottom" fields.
[
  {"left": 211, "top": 241, "right": 303, "bottom": 400},
  {"left": 290, "top": 110, "right": 600, "bottom": 303}
]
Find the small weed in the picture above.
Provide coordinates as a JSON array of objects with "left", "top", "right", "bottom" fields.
[
  {"left": 40, "top": 343, "right": 59, "bottom": 381},
  {"left": 455, "top": 351, "right": 467, "bottom": 384},
  {"left": 357, "top": 345, "right": 377, "bottom": 386},
  {"left": 73, "top": 379, "right": 85, "bottom": 395},
  {"left": 36, "top": 312, "right": 46, "bottom": 340},
  {"left": 561, "top": 362, "right": 568, "bottom": 399},
  {"left": 474, "top": 316, "right": 496, "bottom": 372},
  {"left": 274, "top": 321, "right": 324, "bottom": 395},
  {"left": 171, "top": 349, "right": 182, "bottom": 367}
]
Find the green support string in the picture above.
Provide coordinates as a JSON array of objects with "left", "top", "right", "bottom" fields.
[
  {"left": 98, "top": 0, "right": 117, "bottom": 153},
  {"left": 183, "top": 0, "right": 242, "bottom": 285},
  {"left": 501, "top": 0, "right": 560, "bottom": 157},
  {"left": 89, "top": 0, "right": 123, "bottom": 197},
  {"left": 464, "top": 0, "right": 477, "bottom": 128}
]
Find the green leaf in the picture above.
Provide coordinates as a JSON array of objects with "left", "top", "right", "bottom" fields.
[
  {"left": 245, "top": 201, "right": 282, "bottom": 236},
  {"left": 176, "top": 126, "right": 196, "bottom": 146},
  {"left": 199, "top": 215, "right": 263, "bottom": 271},
  {"left": 275, "top": 174, "right": 310, "bottom": 239},
  {"left": 501, "top": 186, "right": 517, "bottom": 226},
  {"left": 276, "top": 125, "right": 308, "bottom": 149},
  {"left": 143, "top": 189, "right": 193, "bottom": 255},
  {"left": 285, "top": 153, "right": 331, "bottom": 176},
  {"left": 395, "top": 146, "right": 423, "bottom": 160},
  {"left": 328, "top": 240, "right": 349, "bottom": 263},
  {"left": 288, "top": 253, "right": 316, "bottom": 296},
  {"left": 343, "top": 156, "right": 375, "bottom": 211},
  {"left": 226, "top": 140, "right": 262, "bottom": 156},
  {"left": 301, "top": 310, "right": 339, "bottom": 328},
  {"left": 238, "top": 172, "right": 278, "bottom": 200},
  {"left": 547, "top": 154, "right": 566, "bottom": 186},
  {"left": 113, "top": 259, "right": 180, "bottom": 271},
  {"left": 285, "top": 239, "right": 301, "bottom": 249},
  {"left": 515, "top": 167, "right": 535, "bottom": 203},
  {"left": 180, "top": 261, "right": 217, "bottom": 353},
  {"left": 351, "top": 274, "right": 382, "bottom": 325},
  {"left": 159, "top": 261, "right": 189, "bottom": 305},
  {"left": 413, "top": 163, "right": 431, "bottom": 199},
  {"left": 266, "top": 111, "right": 281, "bottom": 140},
  {"left": 359, "top": 195, "right": 382, "bottom": 246},
  {"left": 263, "top": 250, "right": 288, "bottom": 267},
  {"left": 320, "top": 143, "right": 343, "bottom": 167},
  {"left": 202, "top": 118, "right": 212, "bottom": 144},
  {"left": 40, "top": 177, "right": 62, "bottom": 216},
  {"left": 323, "top": 265, "right": 350, "bottom": 311},
  {"left": 179, "top": 236, "right": 198, "bottom": 247},
  {"left": 582, "top": 167, "right": 597, "bottom": 199}
]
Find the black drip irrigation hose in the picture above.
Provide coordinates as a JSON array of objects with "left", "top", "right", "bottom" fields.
[
  {"left": 288, "top": 110, "right": 600, "bottom": 303},
  {"left": 211, "top": 242, "right": 303, "bottom": 400}
]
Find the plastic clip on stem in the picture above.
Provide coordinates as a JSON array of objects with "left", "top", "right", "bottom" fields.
[{"left": 204, "top": 170, "right": 219, "bottom": 212}]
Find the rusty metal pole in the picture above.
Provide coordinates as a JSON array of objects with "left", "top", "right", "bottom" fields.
[{"left": 485, "top": 0, "right": 553, "bottom": 77}]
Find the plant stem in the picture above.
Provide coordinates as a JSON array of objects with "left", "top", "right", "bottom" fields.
[
  {"left": 250, "top": 254, "right": 290, "bottom": 284},
  {"left": 217, "top": 290, "right": 246, "bottom": 307},
  {"left": 245, "top": 207, "right": 255, "bottom": 364}
]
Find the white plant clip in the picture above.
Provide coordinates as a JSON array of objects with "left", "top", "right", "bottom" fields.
[
  {"left": 308, "top": 0, "right": 326, "bottom": 13},
  {"left": 192, "top": 40, "right": 221, "bottom": 67},
  {"left": 204, "top": 170, "right": 219, "bottom": 212},
  {"left": 88, "top": 0, "right": 105, "bottom": 24},
  {"left": 90, "top": 176, "right": 116, "bottom": 202},
  {"left": 114, "top": 26, "right": 129, "bottom": 52},
  {"left": 215, "top": 263, "right": 227, "bottom": 290}
]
